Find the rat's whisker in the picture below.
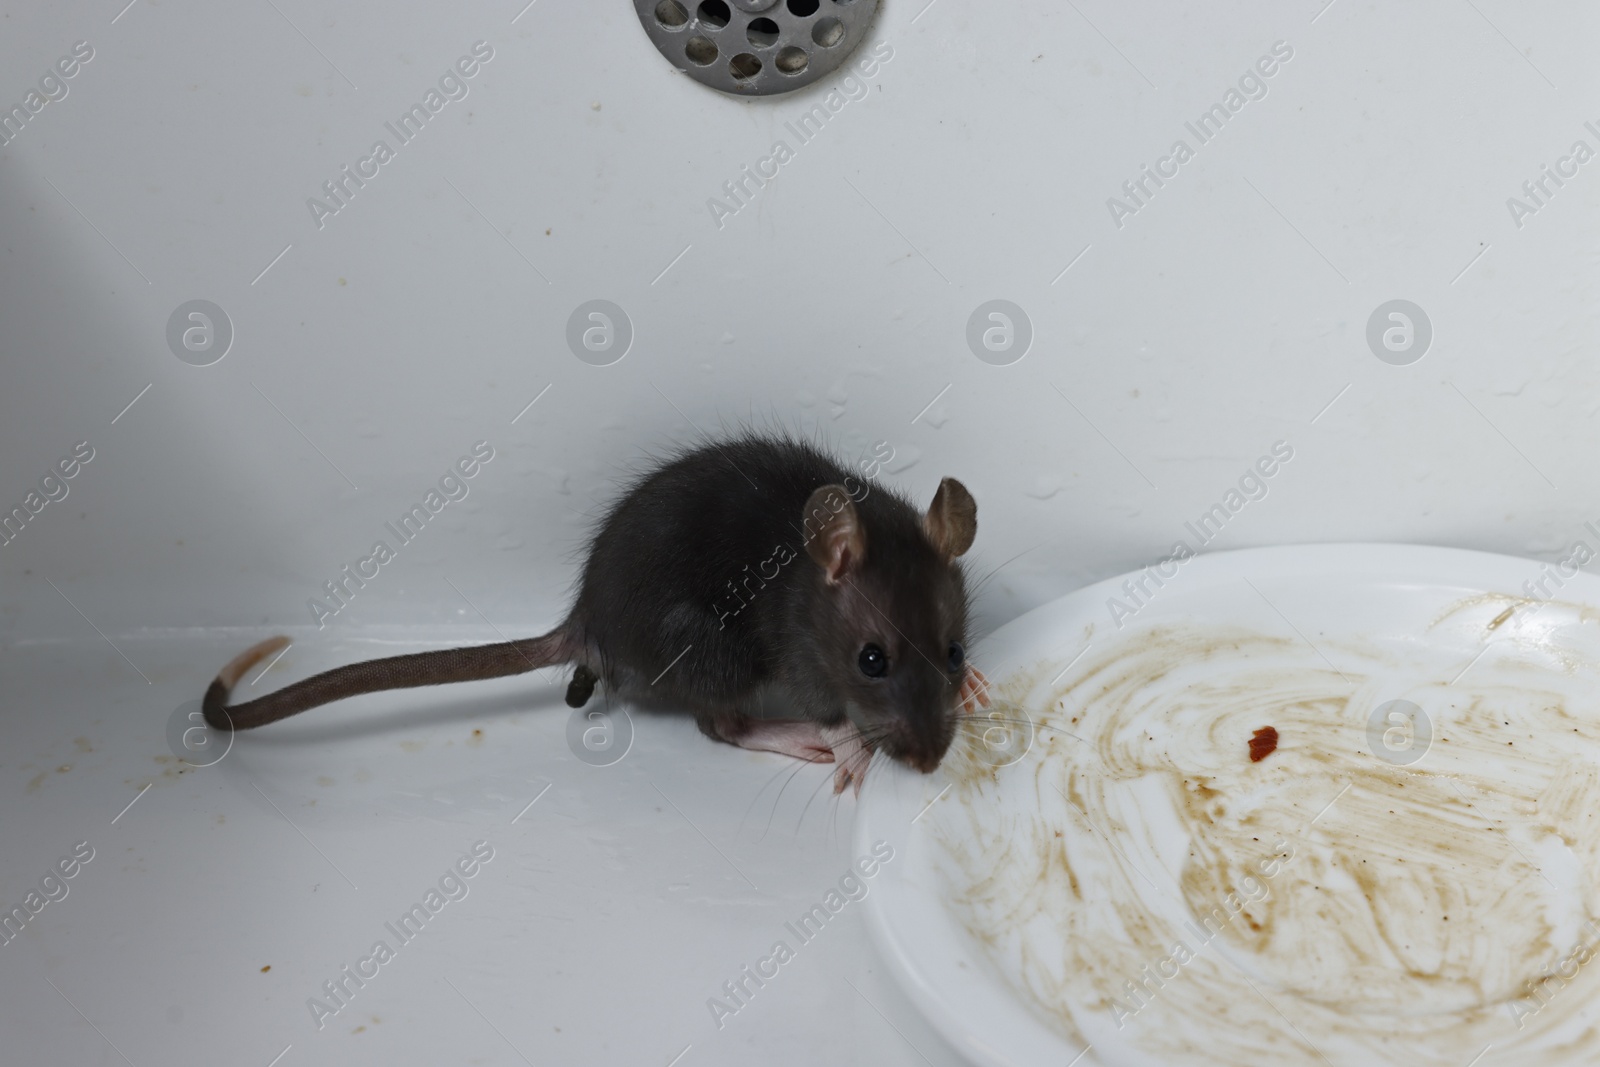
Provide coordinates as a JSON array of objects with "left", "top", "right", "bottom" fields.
[
  {"left": 968, "top": 538, "right": 1052, "bottom": 600},
  {"left": 747, "top": 746, "right": 835, "bottom": 842},
  {"left": 796, "top": 759, "right": 843, "bottom": 835}
]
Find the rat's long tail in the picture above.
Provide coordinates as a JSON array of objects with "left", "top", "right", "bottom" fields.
[{"left": 203, "top": 629, "right": 574, "bottom": 730}]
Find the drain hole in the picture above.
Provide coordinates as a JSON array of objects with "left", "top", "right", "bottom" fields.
[
  {"left": 746, "top": 17, "right": 780, "bottom": 47},
  {"left": 787, "top": 0, "right": 820, "bottom": 15},
  {"left": 811, "top": 16, "right": 844, "bottom": 46},
  {"left": 685, "top": 36, "right": 718, "bottom": 64},
  {"left": 729, "top": 53, "right": 762, "bottom": 80},
  {"left": 774, "top": 46, "right": 809, "bottom": 74},
  {"left": 696, "top": 0, "right": 731, "bottom": 28},
  {"left": 655, "top": 0, "right": 689, "bottom": 28}
]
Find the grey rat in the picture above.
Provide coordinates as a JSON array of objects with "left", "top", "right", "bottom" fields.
[{"left": 203, "top": 434, "right": 990, "bottom": 793}]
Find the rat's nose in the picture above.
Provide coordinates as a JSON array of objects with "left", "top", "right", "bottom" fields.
[{"left": 901, "top": 731, "right": 950, "bottom": 773}]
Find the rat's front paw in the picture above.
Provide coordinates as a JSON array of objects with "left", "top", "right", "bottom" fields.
[
  {"left": 820, "top": 722, "right": 873, "bottom": 797},
  {"left": 959, "top": 665, "right": 991, "bottom": 715}
]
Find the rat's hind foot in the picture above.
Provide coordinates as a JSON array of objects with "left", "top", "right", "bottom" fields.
[
  {"left": 959, "top": 665, "right": 991, "bottom": 715},
  {"left": 700, "top": 714, "right": 874, "bottom": 795},
  {"left": 565, "top": 665, "right": 597, "bottom": 708},
  {"left": 724, "top": 720, "right": 837, "bottom": 764}
]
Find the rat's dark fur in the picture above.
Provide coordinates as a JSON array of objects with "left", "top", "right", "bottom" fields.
[{"left": 203, "top": 433, "right": 977, "bottom": 776}]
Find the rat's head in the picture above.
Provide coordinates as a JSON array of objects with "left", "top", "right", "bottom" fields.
[{"left": 802, "top": 477, "right": 977, "bottom": 774}]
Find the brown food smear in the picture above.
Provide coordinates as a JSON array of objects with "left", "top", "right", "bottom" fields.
[
  {"left": 934, "top": 616, "right": 1600, "bottom": 1065},
  {"left": 1249, "top": 726, "right": 1278, "bottom": 762}
]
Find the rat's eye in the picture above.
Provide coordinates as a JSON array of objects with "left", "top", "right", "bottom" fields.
[
  {"left": 858, "top": 644, "right": 887, "bottom": 678},
  {"left": 947, "top": 641, "right": 965, "bottom": 673}
]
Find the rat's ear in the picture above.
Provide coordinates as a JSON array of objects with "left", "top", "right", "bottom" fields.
[
  {"left": 802, "top": 484, "right": 866, "bottom": 585},
  {"left": 924, "top": 477, "right": 977, "bottom": 560}
]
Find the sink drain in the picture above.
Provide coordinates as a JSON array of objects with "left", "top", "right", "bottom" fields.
[{"left": 636, "top": 0, "right": 882, "bottom": 97}]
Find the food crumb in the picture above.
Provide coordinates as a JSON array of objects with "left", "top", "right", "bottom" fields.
[{"left": 1249, "top": 726, "right": 1278, "bottom": 762}]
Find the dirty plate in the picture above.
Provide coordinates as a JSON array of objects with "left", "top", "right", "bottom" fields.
[{"left": 858, "top": 544, "right": 1600, "bottom": 1067}]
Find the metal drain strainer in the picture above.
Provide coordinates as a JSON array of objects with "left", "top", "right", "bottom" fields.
[{"left": 636, "top": 0, "right": 881, "bottom": 97}]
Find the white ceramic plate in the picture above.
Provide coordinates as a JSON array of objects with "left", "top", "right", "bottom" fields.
[{"left": 858, "top": 544, "right": 1600, "bottom": 1067}]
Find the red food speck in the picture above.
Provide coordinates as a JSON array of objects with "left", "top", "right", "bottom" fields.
[{"left": 1249, "top": 727, "right": 1278, "bottom": 763}]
